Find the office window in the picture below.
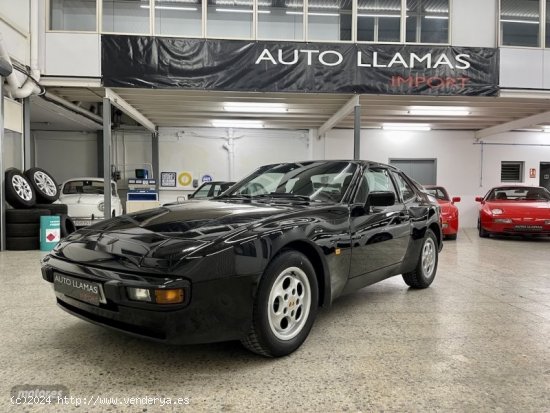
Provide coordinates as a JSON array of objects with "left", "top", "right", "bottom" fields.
[
  {"left": 501, "top": 162, "right": 524, "bottom": 182},
  {"left": 357, "top": 0, "right": 401, "bottom": 42},
  {"left": 307, "top": 0, "right": 352, "bottom": 41},
  {"left": 406, "top": 0, "right": 449, "bottom": 44},
  {"left": 50, "top": 0, "right": 97, "bottom": 31},
  {"left": 258, "top": 0, "right": 304, "bottom": 40},
  {"left": 102, "top": 0, "right": 150, "bottom": 33},
  {"left": 546, "top": 0, "right": 550, "bottom": 47},
  {"left": 154, "top": 0, "right": 202, "bottom": 36},
  {"left": 500, "top": 0, "right": 540, "bottom": 47},
  {"left": 207, "top": 0, "right": 253, "bottom": 38}
]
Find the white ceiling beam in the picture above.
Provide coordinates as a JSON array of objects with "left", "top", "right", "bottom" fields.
[
  {"left": 105, "top": 88, "right": 156, "bottom": 132},
  {"left": 475, "top": 110, "right": 550, "bottom": 139},
  {"left": 317, "top": 95, "right": 360, "bottom": 138}
]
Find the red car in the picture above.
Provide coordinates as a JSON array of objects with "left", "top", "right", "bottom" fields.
[
  {"left": 476, "top": 185, "right": 550, "bottom": 238},
  {"left": 424, "top": 185, "right": 461, "bottom": 240}
]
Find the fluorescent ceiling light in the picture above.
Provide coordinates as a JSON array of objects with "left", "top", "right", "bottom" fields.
[
  {"left": 141, "top": 5, "right": 198, "bottom": 10},
  {"left": 383, "top": 123, "right": 431, "bottom": 131},
  {"left": 408, "top": 106, "right": 470, "bottom": 116},
  {"left": 215, "top": 8, "right": 270, "bottom": 13},
  {"left": 286, "top": 11, "right": 303, "bottom": 15},
  {"left": 424, "top": 15, "right": 448, "bottom": 19},
  {"left": 287, "top": 11, "right": 339, "bottom": 16},
  {"left": 223, "top": 102, "right": 288, "bottom": 113},
  {"left": 358, "top": 13, "right": 400, "bottom": 18},
  {"left": 501, "top": 19, "right": 538, "bottom": 24},
  {"left": 212, "top": 120, "right": 264, "bottom": 128},
  {"left": 544, "top": 126, "right": 550, "bottom": 133}
]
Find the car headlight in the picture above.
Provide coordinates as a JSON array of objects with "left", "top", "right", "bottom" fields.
[
  {"left": 491, "top": 208, "right": 503, "bottom": 215},
  {"left": 494, "top": 218, "right": 512, "bottom": 224},
  {"left": 98, "top": 202, "right": 104, "bottom": 212},
  {"left": 126, "top": 287, "right": 185, "bottom": 304}
]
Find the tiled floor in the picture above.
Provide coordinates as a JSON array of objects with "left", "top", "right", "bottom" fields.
[{"left": 1, "top": 229, "right": 549, "bottom": 412}]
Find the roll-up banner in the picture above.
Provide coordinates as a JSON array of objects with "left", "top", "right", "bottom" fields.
[{"left": 102, "top": 35, "right": 499, "bottom": 96}]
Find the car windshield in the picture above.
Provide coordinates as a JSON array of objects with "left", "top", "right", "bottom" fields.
[
  {"left": 63, "top": 180, "right": 116, "bottom": 196},
  {"left": 487, "top": 187, "right": 550, "bottom": 201},
  {"left": 222, "top": 161, "right": 358, "bottom": 203},
  {"left": 424, "top": 187, "right": 450, "bottom": 201}
]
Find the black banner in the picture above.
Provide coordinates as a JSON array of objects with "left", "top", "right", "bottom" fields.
[{"left": 102, "top": 35, "right": 499, "bottom": 96}]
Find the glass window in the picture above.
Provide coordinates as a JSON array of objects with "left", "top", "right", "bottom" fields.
[
  {"left": 500, "top": 0, "right": 540, "bottom": 47},
  {"left": 102, "top": 0, "right": 150, "bottom": 34},
  {"left": 307, "top": 0, "right": 352, "bottom": 41},
  {"left": 357, "top": 0, "right": 401, "bottom": 42},
  {"left": 546, "top": 0, "right": 550, "bottom": 47},
  {"left": 355, "top": 168, "right": 397, "bottom": 204},
  {"left": 154, "top": 0, "right": 202, "bottom": 37},
  {"left": 406, "top": 0, "right": 449, "bottom": 44},
  {"left": 258, "top": 0, "right": 304, "bottom": 40},
  {"left": 392, "top": 173, "right": 416, "bottom": 202},
  {"left": 50, "top": 0, "right": 97, "bottom": 31},
  {"left": 207, "top": 0, "right": 253, "bottom": 38}
]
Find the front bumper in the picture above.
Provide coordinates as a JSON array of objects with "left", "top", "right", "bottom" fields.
[
  {"left": 481, "top": 218, "right": 550, "bottom": 236},
  {"left": 42, "top": 256, "right": 260, "bottom": 345}
]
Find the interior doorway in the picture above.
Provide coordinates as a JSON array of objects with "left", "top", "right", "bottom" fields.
[{"left": 540, "top": 163, "right": 550, "bottom": 191}]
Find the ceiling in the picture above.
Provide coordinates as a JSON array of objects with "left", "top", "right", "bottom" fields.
[
  {"left": 42, "top": 86, "right": 550, "bottom": 133},
  {"left": 30, "top": 94, "right": 102, "bottom": 131}
]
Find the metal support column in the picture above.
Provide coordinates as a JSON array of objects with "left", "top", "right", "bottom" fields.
[
  {"left": 152, "top": 131, "right": 159, "bottom": 192},
  {"left": 97, "top": 131, "right": 104, "bottom": 178},
  {"left": 353, "top": 105, "right": 361, "bottom": 160},
  {"left": 23, "top": 97, "right": 34, "bottom": 169},
  {"left": 102, "top": 98, "right": 112, "bottom": 220},
  {"left": 0, "top": 78, "right": 5, "bottom": 251}
]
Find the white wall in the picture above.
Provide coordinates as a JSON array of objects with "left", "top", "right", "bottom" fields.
[
  {"left": 0, "top": 0, "right": 30, "bottom": 65},
  {"left": 451, "top": 0, "right": 496, "bottom": 47},
  {"left": 322, "top": 128, "right": 550, "bottom": 228}
]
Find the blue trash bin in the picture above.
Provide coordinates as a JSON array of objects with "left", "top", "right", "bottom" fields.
[{"left": 40, "top": 215, "right": 61, "bottom": 251}]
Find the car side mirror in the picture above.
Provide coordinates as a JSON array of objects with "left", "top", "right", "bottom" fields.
[
  {"left": 452, "top": 196, "right": 461, "bottom": 203},
  {"left": 475, "top": 196, "right": 484, "bottom": 203},
  {"left": 367, "top": 191, "right": 396, "bottom": 209}
]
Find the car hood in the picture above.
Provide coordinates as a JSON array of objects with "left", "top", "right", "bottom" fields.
[
  {"left": 484, "top": 201, "right": 550, "bottom": 217},
  {"left": 50, "top": 199, "right": 311, "bottom": 273}
]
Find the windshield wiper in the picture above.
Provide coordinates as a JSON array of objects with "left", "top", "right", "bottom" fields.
[{"left": 250, "top": 193, "right": 313, "bottom": 203}]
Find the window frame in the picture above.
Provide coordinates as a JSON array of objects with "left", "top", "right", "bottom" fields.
[
  {"left": 498, "top": 0, "right": 548, "bottom": 49},
  {"left": 500, "top": 161, "right": 525, "bottom": 183},
  {"left": 391, "top": 171, "right": 417, "bottom": 203},
  {"left": 47, "top": 0, "right": 100, "bottom": 33}
]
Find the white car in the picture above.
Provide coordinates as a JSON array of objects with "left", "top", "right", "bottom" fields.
[{"left": 59, "top": 177, "right": 123, "bottom": 227}]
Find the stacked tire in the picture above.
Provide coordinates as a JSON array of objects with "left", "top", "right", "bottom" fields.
[{"left": 4, "top": 167, "right": 75, "bottom": 251}]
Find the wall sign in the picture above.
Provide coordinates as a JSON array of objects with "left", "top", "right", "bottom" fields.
[
  {"left": 178, "top": 171, "right": 193, "bottom": 188},
  {"left": 102, "top": 35, "right": 499, "bottom": 96},
  {"left": 201, "top": 174, "right": 213, "bottom": 183},
  {"left": 529, "top": 168, "right": 537, "bottom": 178},
  {"left": 160, "top": 172, "right": 176, "bottom": 187}
]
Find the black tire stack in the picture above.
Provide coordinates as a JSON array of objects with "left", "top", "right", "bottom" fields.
[{"left": 3, "top": 167, "right": 75, "bottom": 251}]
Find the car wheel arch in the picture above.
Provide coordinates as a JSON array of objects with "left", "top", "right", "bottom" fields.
[
  {"left": 428, "top": 222, "right": 442, "bottom": 248},
  {"left": 269, "top": 239, "right": 331, "bottom": 309}
]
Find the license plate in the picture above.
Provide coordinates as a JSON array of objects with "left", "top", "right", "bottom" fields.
[
  {"left": 514, "top": 225, "right": 542, "bottom": 232},
  {"left": 53, "top": 273, "right": 106, "bottom": 306},
  {"left": 73, "top": 220, "right": 95, "bottom": 227}
]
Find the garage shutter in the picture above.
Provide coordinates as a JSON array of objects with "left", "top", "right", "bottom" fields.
[{"left": 501, "top": 161, "right": 523, "bottom": 182}]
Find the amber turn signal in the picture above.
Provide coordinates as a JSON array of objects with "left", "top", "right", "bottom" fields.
[{"left": 154, "top": 288, "right": 184, "bottom": 304}]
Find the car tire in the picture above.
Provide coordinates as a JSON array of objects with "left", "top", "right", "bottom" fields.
[
  {"left": 6, "top": 209, "right": 51, "bottom": 224},
  {"left": 5, "top": 168, "right": 36, "bottom": 209},
  {"left": 6, "top": 223, "right": 40, "bottom": 237},
  {"left": 24, "top": 168, "right": 59, "bottom": 204},
  {"left": 6, "top": 236, "right": 40, "bottom": 251},
  {"left": 241, "top": 250, "right": 319, "bottom": 357},
  {"left": 478, "top": 220, "right": 489, "bottom": 238},
  {"left": 402, "top": 229, "right": 438, "bottom": 289},
  {"left": 35, "top": 203, "right": 68, "bottom": 215},
  {"left": 446, "top": 234, "right": 457, "bottom": 241},
  {"left": 59, "top": 214, "right": 76, "bottom": 237}
]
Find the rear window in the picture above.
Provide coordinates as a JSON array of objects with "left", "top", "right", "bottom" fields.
[{"left": 487, "top": 187, "right": 550, "bottom": 201}]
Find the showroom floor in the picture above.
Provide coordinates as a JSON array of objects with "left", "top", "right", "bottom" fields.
[{"left": 1, "top": 229, "right": 549, "bottom": 412}]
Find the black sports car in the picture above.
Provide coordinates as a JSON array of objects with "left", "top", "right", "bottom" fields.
[{"left": 42, "top": 161, "right": 442, "bottom": 357}]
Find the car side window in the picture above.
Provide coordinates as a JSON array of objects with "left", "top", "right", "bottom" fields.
[
  {"left": 392, "top": 173, "right": 416, "bottom": 203},
  {"left": 354, "top": 168, "right": 398, "bottom": 204}
]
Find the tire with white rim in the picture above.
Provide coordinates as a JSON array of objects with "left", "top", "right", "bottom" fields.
[
  {"left": 24, "top": 168, "right": 59, "bottom": 204},
  {"left": 402, "top": 229, "right": 438, "bottom": 289},
  {"left": 241, "top": 250, "right": 318, "bottom": 357},
  {"left": 5, "top": 168, "right": 36, "bottom": 209}
]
